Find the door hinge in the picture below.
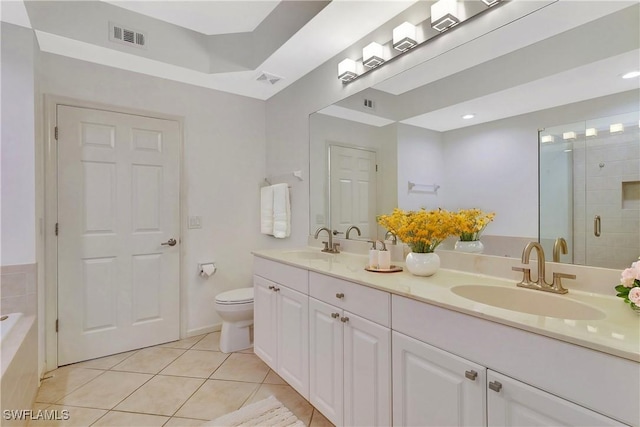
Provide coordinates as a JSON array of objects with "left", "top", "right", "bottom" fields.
[
  {"left": 55, "top": 223, "right": 59, "bottom": 236},
  {"left": 376, "top": 164, "right": 378, "bottom": 172},
  {"left": 54, "top": 126, "right": 58, "bottom": 140},
  {"left": 55, "top": 319, "right": 59, "bottom": 332}
]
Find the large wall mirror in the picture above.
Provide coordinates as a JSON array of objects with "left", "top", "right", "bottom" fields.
[{"left": 309, "top": 2, "right": 639, "bottom": 268}]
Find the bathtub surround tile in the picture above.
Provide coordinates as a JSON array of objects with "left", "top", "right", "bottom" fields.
[
  {"left": 27, "top": 405, "right": 107, "bottom": 427},
  {"left": 191, "top": 332, "right": 221, "bottom": 351},
  {"left": 111, "top": 347, "right": 185, "bottom": 374},
  {"left": 91, "top": 411, "right": 168, "bottom": 426},
  {"left": 1, "top": 272, "right": 28, "bottom": 297},
  {"left": 158, "top": 334, "right": 206, "bottom": 349},
  {"left": 209, "top": 353, "right": 269, "bottom": 383},
  {"left": 35, "top": 368, "right": 104, "bottom": 404},
  {"left": 246, "top": 383, "right": 314, "bottom": 426},
  {"left": 0, "top": 294, "right": 27, "bottom": 316},
  {"left": 75, "top": 350, "right": 138, "bottom": 370},
  {"left": 174, "top": 379, "right": 259, "bottom": 420},
  {"left": 114, "top": 375, "right": 205, "bottom": 416},
  {"left": 58, "top": 371, "right": 152, "bottom": 409},
  {"left": 160, "top": 349, "right": 228, "bottom": 378}
]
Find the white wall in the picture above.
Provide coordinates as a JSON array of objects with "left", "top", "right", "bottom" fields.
[
  {"left": 38, "top": 53, "right": 266, "bottom": 336},
  {"left": 397, "top": 124, "right": 445, "bottom": 211},
  {"left": 1, "top": 23, "right": 36, "bottom": 266}
]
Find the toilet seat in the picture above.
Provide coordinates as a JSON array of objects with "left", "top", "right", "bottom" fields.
[{"left": 215, "top": 288, "right": 254, "bottom": 305}]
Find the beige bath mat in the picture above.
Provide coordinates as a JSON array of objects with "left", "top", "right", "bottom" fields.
[{"left": 203, "top": 395, "right": 306, "bottom": 427}]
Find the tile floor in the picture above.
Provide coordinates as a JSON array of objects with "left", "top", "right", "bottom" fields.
[{"left": 30, "top": 332, "right": 333, "bottom": 427}]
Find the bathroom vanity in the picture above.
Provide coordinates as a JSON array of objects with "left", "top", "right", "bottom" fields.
[{"left": 252, "top": 249, "right": 639, "bottom": 427}]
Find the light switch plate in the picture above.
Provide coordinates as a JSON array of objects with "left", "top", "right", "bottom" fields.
[{"left": 188, "top": 216, "right": 202, "bottom": 229}]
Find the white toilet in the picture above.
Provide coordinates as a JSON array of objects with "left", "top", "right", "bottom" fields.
[{"left": 214, "top": 287, "right": 254, "bottom": 353}]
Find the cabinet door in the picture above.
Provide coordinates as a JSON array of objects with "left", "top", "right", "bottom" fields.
[
  {"left": 309, "top": 297, "right": 344, "bottom": 426},
  {"left": 393, "top": 331, "right": 486, "bottom": 427},
  {"left": 277, "top": 285, "right": 309, "bottom": 399},
  {"left": 487, "top": 371, "right": 622, "bottom": 427},
  {"left": 253, "top": 275, "right": 278, "bottom": 369},
  {"left": 343, "top": 312, "right": 391, "bottom": 427}
]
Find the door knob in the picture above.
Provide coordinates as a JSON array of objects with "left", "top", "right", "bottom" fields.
[
  {"left": 331, "top": 313, "right": 340, "bottom": 318},
  {"left": 340, "top": 316, "right": 349, "bottom": 323},
  {"left": 161, "top": 238, "right": 177, "bottom": 246}
]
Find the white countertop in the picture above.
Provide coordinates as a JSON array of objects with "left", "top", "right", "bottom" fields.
[{"left": 253, "top": 248, "right": 640, "bottom": 362}]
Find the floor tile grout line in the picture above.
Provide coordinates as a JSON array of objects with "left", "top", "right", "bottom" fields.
[{"left": 44, "top": 369, "right": 109, "bottom": 406}]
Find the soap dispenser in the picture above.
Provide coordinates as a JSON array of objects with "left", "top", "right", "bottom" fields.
[
  {"left": 378, "top": 246, "right": 391, "bottom": 270},
  {"left": 368, "top": 241, "right": 379, "bottom": 269}
]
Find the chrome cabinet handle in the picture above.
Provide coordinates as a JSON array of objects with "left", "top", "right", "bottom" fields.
[
  {"left": 268, "top": 285, "right": 275, "bottom": 290},
  {"left": 274, "top": 287, "right": 280, "bottom": 292},
  {"left": 594, "top": 215, "right": 601, "bottom": 237},
  {"left": 465, "top": 370, "right": 478, "bottom": 381},
  {"left": 336, "top": 293, "right": 345, "bottom": 299},
  {"left": 161, "top": 238, "right": 177, "bottom": 246},
  {"left": 331, "top": 313, "right": 340, "bottom": 319},
  {"left": 489, "top": 381, "right": 502, "bottom": 392},
  {"left": 340, "top": 316, "right": 349, "bottom": 323}
]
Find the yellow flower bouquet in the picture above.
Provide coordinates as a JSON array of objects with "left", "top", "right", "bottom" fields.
[
  {"left": 377, "top": 208, "right": 456, "bottom": 253},
  {"left": 453, "top": 208, "right": 495, "bottom": 242}
]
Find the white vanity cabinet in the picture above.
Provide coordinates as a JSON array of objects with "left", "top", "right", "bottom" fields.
[
  {"left": 253, "top": 258, "right": 309, "bottom": 398},
  {"left": 487, "top": 371, "right": 622, "bottom": 426},
  {"left": 392, "top": 331, "right": 487, "bottom": 426},
  {"left": 308, "top": 273, "right": 391, "bottom": 427}
]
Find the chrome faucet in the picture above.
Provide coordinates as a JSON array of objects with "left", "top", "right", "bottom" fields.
[
  {"left": 512, "top": 241, "right": 574, "bottom": 294},
  {"left": 553, "top": 237, "right": 568, "bottom": 262},
  {"left": 384, "top": 231, "right": 397, "bottom": 245},
  {"left": 346, "top": 226, "right": 361, "bottom": 240},
  {"left": 314, "top": 227, "right": 340, "bottom": 253}
]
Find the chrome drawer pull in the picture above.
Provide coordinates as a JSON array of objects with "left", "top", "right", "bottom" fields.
[
  {"left": 268, "top": 285, "right": 275, "bottom": 290},
  {"left": 340, "top": 316, "right": 349, "bottom": 323},
  {"left": 489, "top": 381, "right": 502, "bottom": 393},
  {"left": 336, "top": 293, "right": 345, "bottom": 299},
  {"left": 331, "top": 313, "right": 340, "bottom": 319},
  {"left": 465, "top": 370, "right": 478, "bottom": 381}
]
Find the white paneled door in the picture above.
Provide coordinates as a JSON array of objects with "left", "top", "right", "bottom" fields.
[
  {"left": 57, "top": 105, "right": 180, "bottom": 365},
  {"left": 329, "top": 145, "right": 377, "bottom": 237}
]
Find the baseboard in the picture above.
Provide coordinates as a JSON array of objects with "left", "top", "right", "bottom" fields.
[{"left": 186, "top": 323, "right": 222, "bottom": 338}]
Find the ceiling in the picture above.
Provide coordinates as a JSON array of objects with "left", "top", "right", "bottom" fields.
[
  {"left": 1, "top": 0, "right": 419, "bottom": 100},
  {"left": 2, "top": 0, "right": 638, "bottom": 117}
]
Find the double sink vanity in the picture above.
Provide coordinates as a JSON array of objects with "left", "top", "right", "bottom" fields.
[{"left": 252, "top": 247, "right": 639, "bottom": 427}]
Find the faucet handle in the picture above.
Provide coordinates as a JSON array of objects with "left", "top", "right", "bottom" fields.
[
  {"left": 332, "top": 243, "right": 341, "bottom": 253},
  {"left": 512, "top": 266, "right": 534, "bottom": 286},
  {"left": 549, "top": 272, "right": 575, "bottom": 294},
  {"left": 321, "top": 241, "right": 330, "bottom": 252}
]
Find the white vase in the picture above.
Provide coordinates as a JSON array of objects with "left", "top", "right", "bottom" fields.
[
  {"left": 405, "top": 252, "right": 440, "bottom": 276},
  {"left": 454, "top": 240, "right": 484, "bottom": 254}
]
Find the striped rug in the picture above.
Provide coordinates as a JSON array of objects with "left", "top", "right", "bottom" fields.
[{"left": 204, "top": 396, "right": 306, "bottom": 427}]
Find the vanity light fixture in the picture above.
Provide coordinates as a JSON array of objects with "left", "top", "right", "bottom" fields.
[
  {"left": 363, "top": 42, "right": 385, "bottom": 68},
  {"left": 540, "top": 135, "right": 555, "bottom": 144},
  {"left": 610, "top": 123, "right": 624, "bottom": 134},
  {"left": 338, "top": 58, "right": 358, "bottom": 82},
  {"left": 431, "top": 0, "right": 461, "bottom": 32},
  {"left": 462, "top": 114, "right": 475, "bottom": 120},
  {"left": 393, "top": 22, "right": 418, "bottom": 51},
  {"left": 585, "top": 128, "right": 598, "bottom": 137},
  {"left": 562, "top": 131, "right": 577, "bottom": 140},
  {"left": 481, "top": 0, "right": 502, "bottom": 6},
  {"left": 622, "top": 71, "right": 640, "bottom": 79}
]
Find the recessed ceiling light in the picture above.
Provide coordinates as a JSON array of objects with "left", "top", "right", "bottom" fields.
[
  {"left": 622, "top": 71, "right": 640, "bottom": 79},
  {"left": 462, "top": 114, "right": 475, "bottom": 120}
]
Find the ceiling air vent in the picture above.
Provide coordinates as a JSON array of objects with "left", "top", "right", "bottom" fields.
[
  {"left": 256, "top": 71, "right": 283, "bottom": 85},
  {"left": 109, "top": 22, "right": 146, "bottom": 49}
]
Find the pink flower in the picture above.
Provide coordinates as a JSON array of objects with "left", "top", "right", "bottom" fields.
[
  {"left": 621, "top": 268, "right": 637, "bottom": 287},
  {"left": 629, "top": 287, "right": 640, "bottom": 305},
  {"left": 632, "top": 261, "right": 640, "bottom": 280}
]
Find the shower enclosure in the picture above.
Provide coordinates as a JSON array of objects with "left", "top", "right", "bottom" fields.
[{"left": 539, "top": 111, "right": 640, "bottom": 269}]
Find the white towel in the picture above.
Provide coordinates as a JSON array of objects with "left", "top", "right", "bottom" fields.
[
  {"left": 260, "top": 186, "right": 274, "bottom": 235},
  {"left": 272, "top": 183, "right": 290, "bottom": 238}
]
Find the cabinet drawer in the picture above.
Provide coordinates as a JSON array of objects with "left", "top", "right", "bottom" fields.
[
  {"left": 253, "top": 257, "right": 308, "bottom": 294},
  {"left": 309, "top": 272, "right": 390, "bottom": 327}
]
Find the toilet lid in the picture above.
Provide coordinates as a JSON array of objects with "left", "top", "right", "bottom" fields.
[{"left": 215, "top": 287, "right": 254, "bottom": 304}]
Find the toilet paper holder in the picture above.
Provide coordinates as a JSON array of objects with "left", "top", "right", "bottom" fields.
[{"left": 198, "top": 262, "right": 217, "bottom": 278}]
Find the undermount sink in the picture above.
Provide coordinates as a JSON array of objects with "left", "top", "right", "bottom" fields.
[
  {"left": 451, "top": 285, "right": 606, "bottom": 320},
  {"left": 284, "top": 250, "right": 335, "bottom": 260}
]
